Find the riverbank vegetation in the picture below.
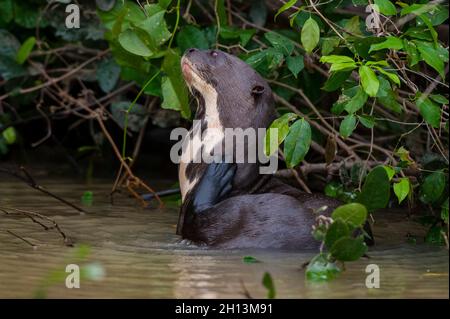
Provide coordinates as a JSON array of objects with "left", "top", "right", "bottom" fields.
[{"left": 0, "top": 0, "right": 448, "bottom": 282}]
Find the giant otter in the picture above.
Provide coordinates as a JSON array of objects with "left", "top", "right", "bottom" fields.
[{"left": 177, "top": 48, "right": 371, "bottom": 249}]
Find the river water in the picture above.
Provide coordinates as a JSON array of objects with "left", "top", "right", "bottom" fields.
[{"left": 0, "top": 179, "right": 448, "bottom": 298}]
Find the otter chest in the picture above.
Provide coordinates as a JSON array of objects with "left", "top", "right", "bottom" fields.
[{"left": 179, "top": 114, "right": 225, "bottom": 201}]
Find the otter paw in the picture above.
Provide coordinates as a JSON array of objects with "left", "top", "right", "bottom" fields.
[{"left": 192, "top": 162, "right": 236, "bottom": 213}]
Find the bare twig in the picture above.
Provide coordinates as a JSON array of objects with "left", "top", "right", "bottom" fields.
[
  {"left": 1, "top": 206, "right": 73, "bottom": 247},
  {"left": 0, "top": 166, "right": 87, "bottom": 214}
]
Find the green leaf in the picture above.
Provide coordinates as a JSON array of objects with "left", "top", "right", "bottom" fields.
[
  {"left": 383, "top": 165, "right": 395, "bottom": 180},
  {"left": 72, "top": 244, "right": 91, "bottom": 262},
  {"left": 158, "top": 0, "right": 172, "bottom": 9},
  {"left": 332, "top": 92, "right": 352, "bottom": 115},
  {"left": 161, "top": 76, "right": 183, "bottom": 111},
  {"left": 219, "top": 26, "right": 256, "bottom": 46},
  {"left": 162, "top": 51, "right": 190, "bottom": 119},
  {"left": 401, "top": 4, "right": 426, "bottom": 16},
  {"left": 120, "top": 67, "right": 161, "bottom": 96},
  {"left": 420, "top": 171, "right": 446, "bottom": 204},
  {"left": 330, "top": 236, "right": 368, "bottom": 261},
  {"left": 441, "top": 199, "right": 449, "bottom": 224},
  {"left": 243, "top": 256, "right": 260, "bottom": 263},
  {"left": 264, "top": 112, "right": 297, "bottom": 156},
  {"left": 425, "top": 225, "right": 445, "bottom": 245},
  {"left": 332, "top": 203, "right": 368, "bottom": 227},
  {"left": 416, "top": 97, "right": 441, "bottom": 128},
  {"left": 359, "top": 115, "right": 375, "bottom": 128},
  {"left": 329, "top": 62, "right": 357, "bottom": 72},
  {"left": 325, "top": 219, "right": 350, "bottom": 249},
  {"left": 321, "top": 37, "right": 340, "bottom": 56},
  {"left": 353, "top": 36, "right": 385, "bottom": 59},
  {"left": 430, "top": 94, "right": 449, "bottom": 105},
  {"left": 312, "top": 223, "right": 327, "bottom": 241},
  {"left": 339, "top": 114, "right": 357, "bottom": 138},
  {"left": 365, "top": 60, "right": 389, "bottom": 67},
  {"left": 369, "top": 36, "right": 403, "bottom": 52},
  {"left": 143, "top": 3, "right": 165, "bottom": 16},
  {"left": 0, "top": 0, "right": 14, "bottom": 24},
  {"left": 118, "top": 29, "right": 153, "bottom": 57},
  {"left": 359, "top": 66, "right": 379, "bottom": 97},
  {"left": 424, "top": 4, "right": 449, "bottom": 26},
  {"left": 265, "top": 32, "right": 294, "bottom": 56},
  {"left": 320, "top": 55, "right": 355, "bottom": 64},
  {"left": 275, "top": 0, "right": 297, "bottom": 21},
  {"left": 357, "top": 166, "right": 391, "bottom": 212},
  {"left": 13, "top": 2, "right": 48, "bottom": 29},
  {"left": 238, "top": 29, "right": 256, "bottom": 46},
  {"left": 374, "top": 67, "right": 400, "bottom": 86},
  {"left": 393, "top": 178, "right": 410, "bottom": 204},
  {"left": 403, "top": 40, "right": 420, "bottom": 66},
  {"left": 136, "top": 11, "right": 172, "bottom": 47},
  {"left": 81, "top": 191, "right": 94, "bottom": 206},
  {"left": 306, "top": 254, "right": 341, "bottom": 282},
  {"left": 0, "top": 138, "right": 8, "bottom": 155},
  {"left": 377, "top": 77, "right": 402, "bottom": 113},
  {"left": 320, "top": 55, "right": 357, "bottom": 72},
  {"left": 262, "top": 272, "right": 275, "bottom": 299},
  {"left": 0, "top": 29, "right": 20, "bottom": 58},
  {"left": 284, "top": 118, "right": 311, "bottom": 168},
  {"left": 405, "top": 27, "right": 433, "bottom": 41},
  {"left": 416, "top": 42, "right": 445, "bottom": 78},
  {"left": 418, "top": 14, "right": 438, "bottom": 46},
  {"left": 395, "top": 146, "right": 413, "bottom": 163},
  {"left": 374, "top": 0, "right": 397, "bottom": 16},
  {"left": 176, "top": 26, "right": 209, "bottom": 53},
  {"left": 344, "top": 86, "right": 368, "bottom": 114},
  {"left": 0, "top": 57, "right": 27, "bottom": 80},
  {"left": 301, "top": 17, "right": 320, "bottom": 53},
  {"left": 245, "top": 48, "right": 284, "bottom": 76},
  {"left": 96, "top": 58, "right": 121, "bottom": 93},
  {"left": 216, "top": 0, "right": 228, "bottom": 26},
  {"left": 322, "top": 71, "right": 351, "bottom": 92},
  {"left": 15, "top": 36, "right": 36, "bottom": 65},
  {"left": 324, "top": 182, "right": 341, "bottom": 198},
  {"left": 2, "top": 127, "right": 16, "bottom": 145},
  {"left": 121, "top": 2, "right": 146, "bottom": 24},
  {"left": 344, "top": 16, "right": 363, "bottom": 36},
  {"left": 286, "top": 55, "right": 304, "bottom": 78}
]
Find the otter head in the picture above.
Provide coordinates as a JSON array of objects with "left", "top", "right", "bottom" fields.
[{"left": 181, "top": 49, "right": 273, "bottom": 127}]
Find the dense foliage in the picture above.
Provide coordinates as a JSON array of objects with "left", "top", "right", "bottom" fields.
[{"left": 0, "top": 0, "right": 448, "bottom": 281}]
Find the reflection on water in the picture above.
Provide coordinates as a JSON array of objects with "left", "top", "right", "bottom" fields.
[{"left": 0, "top": 179, "right": 448, "bottom": 298}]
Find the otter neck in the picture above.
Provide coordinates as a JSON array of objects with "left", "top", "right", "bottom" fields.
[{"left": 192, "top": 86, "right": 221, "bottom": 131}]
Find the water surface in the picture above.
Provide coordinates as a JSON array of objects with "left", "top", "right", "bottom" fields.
[{"left": 0, "top": 179, "right": 448, "bottom": 298}]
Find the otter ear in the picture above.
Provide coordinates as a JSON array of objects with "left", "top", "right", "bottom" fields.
[{"left": 251, "top": 84, "right": 265, "bottom": 96}]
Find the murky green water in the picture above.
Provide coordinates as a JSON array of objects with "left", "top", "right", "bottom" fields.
[{"left": 0, "top": 179, "right": 448, "bottom": 298}]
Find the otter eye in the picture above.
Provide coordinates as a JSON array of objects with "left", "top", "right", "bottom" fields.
[{"left": 210, "top": 50, "right": 218, "bottom": 57}]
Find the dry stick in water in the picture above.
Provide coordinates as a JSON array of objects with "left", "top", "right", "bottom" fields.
[
  {"left": 24, "top": 51, "right": 163, "bottom": 208},
  {"left": 6, "top": 230, "right": 37, "bottom": 248},
  {"left": 0, "top": 166, "right": 86, "bottom": 214},
  {"left": 95, "top": 113, "right": 163, "bottom": 208},
  {"left": 112, "top": 97, "right": 158, "bottom": 197},
  {"left": 1, "top": 206, "right": 73, "bottom": 247}
]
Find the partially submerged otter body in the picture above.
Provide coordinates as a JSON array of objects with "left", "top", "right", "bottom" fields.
[{"left": 177, "top": 49, "right": 362, "bottom": 250}]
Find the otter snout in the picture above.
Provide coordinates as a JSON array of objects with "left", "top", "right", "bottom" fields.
[{"left": 181, "top": 48, "right": 200, "bottom": 84}]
